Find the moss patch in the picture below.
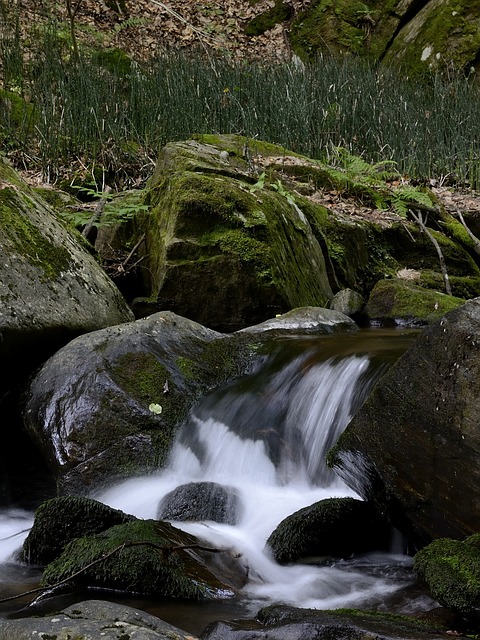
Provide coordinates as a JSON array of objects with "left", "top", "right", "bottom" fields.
[
  {"left": 41, "top": 519, "right": 230, "bottom": 599},
  {"left": 0, "top": 187, "right": 73, "bottom": 280},
  {"left": 244, "top": 1, "right": 294, "bottom": 36}
]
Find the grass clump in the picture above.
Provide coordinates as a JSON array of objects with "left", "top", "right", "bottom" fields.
[{"left": 2, "top": 5, "right": 480, "bottom": 190}]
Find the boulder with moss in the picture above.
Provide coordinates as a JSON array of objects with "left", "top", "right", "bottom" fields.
[
  {"left": 328, "top": 298, "right": 480, "bottom": 549},
  {"left": 414, "top": 534, "right": 480, "bottom": 618},
  {"left": 41, "top": 518, "right": 247, "bottom": 599},
  {"left": 266, "top": 497, "right": 391, "bottom": 564},
  {"left": 364, "top": 278, "right": 465, "bottom": 326},
  {"left": 289, "top": 0, "right": 480, "bottom": 76},
  {"left": 23, "top": 311, "right": 257, "bottom": 494},
  {"left": 0, "top": 156, "right": 133, "bottom": 384},
  {"left": 21, "top": 496, "right": 136, "bottom": 565},
  {"left": 127, "top": 135, "right": 479, "bottom": 331}
]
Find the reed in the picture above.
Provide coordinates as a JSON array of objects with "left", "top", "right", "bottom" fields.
[{"left": 1, "top": 20, "right": 479, "bottom": 188}]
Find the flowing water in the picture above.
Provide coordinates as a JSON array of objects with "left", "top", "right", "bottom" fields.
[{"left": 0, "top": 328, "right": 436, "bottom": 633}]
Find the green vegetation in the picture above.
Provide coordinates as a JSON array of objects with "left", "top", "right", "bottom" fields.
[{"left": 1, "top": 7, "right": 480, "bottom": 190}]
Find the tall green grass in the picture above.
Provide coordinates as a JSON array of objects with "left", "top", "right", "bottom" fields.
[{"left": 1, "top": 21, "right": 480, "bottom": 188}]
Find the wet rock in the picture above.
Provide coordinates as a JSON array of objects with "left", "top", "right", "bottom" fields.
[
  {"left": 41, "top": 518, "right": 247, "bottom": 598},
  {"left": 328, "top": 298, "right": 480, "bottom": 547},
  {"left": 238, "top": 306, "right": 357, "bottom": 335},
  {"left": 158, "top": 482, "right": 241, "bottom": 525},
  {"left": 21, "top": 495, "right": 136, "bottom": 565},
  {"left": 329, "top": 288, "right": 364, "bottom": 318},
  {"left": 200, "top": 604, "right": 448, "bottom": 640},
  {"left": 24, "top": 311, "right": 256, "bottom": 494},
  {"left": 414, "top": 534, "right": 480, "bottom": 618},
  {"left": 266, "top": 497, "right": 390, "bottom": 564},
  {"left": 0, "top": 599, "right": 197, "bottom": 640}
]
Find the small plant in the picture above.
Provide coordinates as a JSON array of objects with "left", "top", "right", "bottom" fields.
[{"left": 64, "top": 186, "right": 149, "bottom": 229}]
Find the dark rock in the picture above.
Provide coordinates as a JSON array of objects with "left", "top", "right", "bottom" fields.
[
  {"left": 21, "top": 495, "right": 136, "bottom": 565},
  {"left": 414, "top": 534, "right": 480, "bottom": 618},
  {"left": 328, "top": 298, "right": 480, "bottom": 548},
  {"left": 200, "top": 604, "right": 448, "bottom": 640},
  {"left": 24, "top": 311, "right": 257, "bottom": 494},
  {"left": 266, "top": 497, "right": 391, "bottom": 564},
  {"left": 158, "top": 481, "right": 241, "bottom": 525},
  {"left": 41, "top": 518, "right": 247, "bottom": 598},
  {"left": 0, "top": 599, "right": 197, "bottom": 639}
]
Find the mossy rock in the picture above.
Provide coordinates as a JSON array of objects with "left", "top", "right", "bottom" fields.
[
  {"left": 414, "top": 535, "right": 480, "bottom": 617},
  {"left": 266, "top": 497, "right": 390, "bottom": 564},
  {"left": 382, "top": 0, "right": 480, "bottom": 76},
  {"left": 21, "top": 496, "right": 136, "bottom": 566},
  {"left": 365, "top": 278, "right": 465, "bottom": 326},
  {"left": 92, "top": 47, "right": 132, "bottom": 75},
  {"left": 41, "top": 518, "right": 243, "bottom": 599},
  {"left": 142, "top": 137, "right": 333, "bottom": 331}
]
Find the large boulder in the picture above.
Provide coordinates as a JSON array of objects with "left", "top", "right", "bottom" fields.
[
  {"left": 0, "top": 599, "right": 196, "bottom": 640},
  {"left": 265, "top": 497, "right": 391, "bottom": 564},
  {"left": 41, "top": 518, "right": 247, "bottom": 599},
  {"left": 328, "top": 298, "right": 480, "bottom": 548},
  {"left": 0, "top": 156, "right": 133, "bottom": 381},
  {"left": 138, "top": 137, "right": 333, "bottom": 331},
  {"left": 24, "top": 311, "right": 256, "bottom": 494}
]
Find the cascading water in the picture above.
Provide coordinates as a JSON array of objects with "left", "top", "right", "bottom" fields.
[
  {"left": 0, "top": 330, "right": 430, "bottom": 628},
  {"left": 98, "top": 339, "right": 414, "bottom": 613}
]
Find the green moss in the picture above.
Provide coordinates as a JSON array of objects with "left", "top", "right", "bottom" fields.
[
  {"left": 244, "top": 1, "right": 294, "bottom": 36},
  {"left": 41, "top": 519, "right": 227, "bottom": 599},
  {"left": 191, "top": 133, "right": 299, "bottom": 160},
  {"left": 290, "top": 0, "right": 375, "bottom": 60},
  {"left": 0, "top": 88, "right": 35, "bottom": 131},
  {"left": 92, "top": 47, "right": 132, "bottom": 75},
  {"left": 0, "top": 187, "right": 72, "bottom": 280},
  {"left": 414, "top": 536, "right": 480, "bottom": 615},
  {"left": 111, "top": 352, "right": 167, "bottom": 405}
]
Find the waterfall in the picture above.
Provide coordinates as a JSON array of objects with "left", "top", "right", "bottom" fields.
[{"left": 99, "top": 343, "right": 413, "bottom": 610}]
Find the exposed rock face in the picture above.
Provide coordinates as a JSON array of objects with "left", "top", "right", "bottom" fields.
[
  {"left": 266, "top": 497, "right": 391, "bottom": 564},
  {"left": 24, "top": 311, "right": 256, "bottom": 494},
  {"left": 201, "top": 604, "right": 448, "bottom": 640},
  {"left": 0, "top": 600, "right": 196, "bottom": 640},
  {"left": 0, "top": 157, "right": 133, "bottom": 381},
  {"left": 139, "top": 137, "right": 333, "bottom": 331},
  {"left": 290, "top": 0, "right": 480, "bottom": 76},
  {"left": 328, "top": 298, "right": 480, "bottom": 548},
  {"left": 157, "top": 482, "right": 241, "bottom": 525}
]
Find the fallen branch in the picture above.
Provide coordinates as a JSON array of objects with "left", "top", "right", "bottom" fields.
[
  {"left": 410, "top": 209, "right": 452, "bottom": 295},
  {"left": 454, "top": 208, "right": 480, "bottom": 256},
  {"left": 0, "top": 540, "right": 224, "bottom": 605},
  {"left": 82, "top": 185, "right": 112, "bottom": 240}
]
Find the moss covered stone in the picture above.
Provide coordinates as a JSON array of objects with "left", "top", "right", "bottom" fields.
[
  {"left": 21, "top": 496, "right": 136, "bottom": 566},
  {"left": 414, "top": 535, "right": 480, "bottom": 616},
  {"left": 365, "top": 278, "right": 465, "bottom": 325},
  {"left": 41, "top": 519, "right": 240, "bottom": 599}
]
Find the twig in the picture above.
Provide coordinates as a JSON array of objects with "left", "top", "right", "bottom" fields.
[
  {"left": 455, "top": 208, "right": 480, "bottom": 255},
  {"left": 82, "top": 186, "right": 112, "bottom": 240},
  {"left": 410, "top": 210, "right": 452, "bottom": 295},
  {"left": 121, "top": 233, "right": 146, "bottom": 270}
]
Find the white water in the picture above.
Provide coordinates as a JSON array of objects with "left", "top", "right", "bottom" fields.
[{"left": 98, "top": 353, "right": 413, "bottom": 610}]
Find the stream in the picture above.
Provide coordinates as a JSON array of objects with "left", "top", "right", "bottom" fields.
[{"left": 0, "top": 328, "right": 437, "bottom": 634}]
